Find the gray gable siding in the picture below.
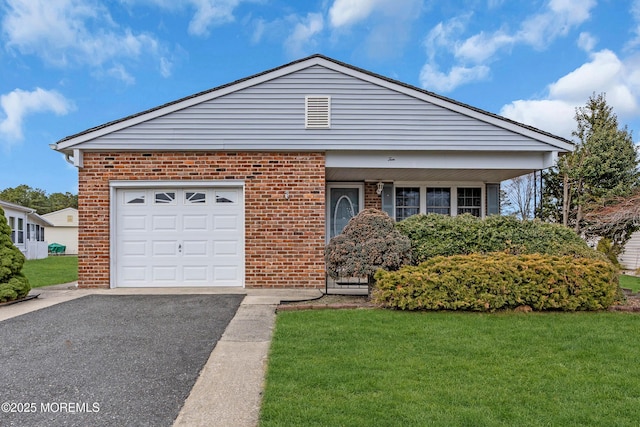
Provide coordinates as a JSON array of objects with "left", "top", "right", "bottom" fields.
[{"left": 92, "top": 65, "right": 552, "bottom": 151}]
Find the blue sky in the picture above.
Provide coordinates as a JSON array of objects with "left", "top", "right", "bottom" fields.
[{"left": 1, "top": 0, "right": 639, "bottom": 194}]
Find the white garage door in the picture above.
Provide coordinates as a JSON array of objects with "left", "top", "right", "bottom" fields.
[{"left": 115, "top": 187, "right": 244, "bottom": 287}]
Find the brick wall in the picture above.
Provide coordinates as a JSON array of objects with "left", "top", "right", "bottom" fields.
[
  {"left": 78, "top": 151, "right": 326, "bottom": 289},
  {"left": 364, "top": 182, "right": 382, "bottom": 210}
]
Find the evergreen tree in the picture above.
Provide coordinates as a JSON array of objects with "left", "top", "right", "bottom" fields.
[
  {"left": 0, "top": 206, "right": 31, "bottom": 302},
  {"left": 539, "top": 93, "right": 639, "bottom": 235}
]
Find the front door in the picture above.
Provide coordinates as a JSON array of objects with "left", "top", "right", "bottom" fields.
[{"left": 327, "top": 185, "right": 363, "bottom": 240}]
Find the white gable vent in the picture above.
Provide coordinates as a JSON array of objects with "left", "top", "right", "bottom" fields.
[{"left": 305, "top": 96, "right": 331, "bottom": 129}]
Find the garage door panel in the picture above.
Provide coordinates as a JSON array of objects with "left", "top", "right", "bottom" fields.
[
  {"left": 152, "top": 240, "right": 178, "bottom": 256},
  {"left": 122, "top": 215, "right": 147, "bottom": 231},
  {"left": 183, "top": 266, "right": 208, "bottom": 282},
  {"left": 213, "top": 215, "right": 240, "bottom": 231},
  {"left": 116, "top": 187, "right": 244, "bottom": 287},
  {"left": 214, "top": 241, "right": 238, "bottom": 255},
  {"left": 152, "top": 266, "right": 178, "bottom": 281},
  {"left": 182, "top": 240, "right": 208, "bottom": 256},
  {"left": 183, "top": 215, "right": 208, "bottom": 231},
  {"left": 122, "top": 266, "right": 146, "bottom": 281},
  {"left": 152, "top": 215, "right": 178, "bottom": 231},
  {"left": 122, "top": 240, "right": 146, "bottom": 256},
  {"left": 214, "top": 266, "right": 239, "bottom": 281}
]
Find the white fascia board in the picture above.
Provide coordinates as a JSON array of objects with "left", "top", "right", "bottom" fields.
[{"left": 326, "top": 151, "right": 549, "bottom": 170}]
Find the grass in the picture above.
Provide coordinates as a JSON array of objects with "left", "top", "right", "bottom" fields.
[
  {"left": 260, "top": 310, "right": 640, "bottom": 427},
  {"left": 22, "top": 256, "right": 78, "bottom": 288},
  {"left": 619, "top": 274, "right": 640, "bottom": 292}
]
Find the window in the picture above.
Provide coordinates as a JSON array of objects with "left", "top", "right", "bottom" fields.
[
  {"left": 215, "top": 190, "right": 238, "bottom": 204},
  {"left": 426, "top": 188, "right": 451, "bottom": 215},
  {"left": 154, "top": 192, "right": 176, "bottom": 204},
  {"left": 457, "top": 187, "right": 482, "bottom": 217},
  {"left": 8, "top": 217, "right": 15, "bottom": 243},
  {"left": 124, "top": 191, "right": 145, "bottom": 205},
  {"left": 395, "top": 187, "right": 420, "bottom": 221},
  {"left": 185, "top": 192, "right": 206, "bottom": 204},
  {"left": 17, "top": 218, "right": 24, "bottom": 244}
]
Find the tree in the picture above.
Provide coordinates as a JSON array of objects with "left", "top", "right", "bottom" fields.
[
  {"left": 0, "top": 185, "right": 77, "bottom": 214},
  {"left": 0, "top": 206, "right": 31, "bottom": 302},
  {"left": 540, "top": 93, "right": 639, "bottom": 234},
  {"left": 503, "top": 173, "right": 536, "bottom": 219},
  {"left": 325, "top": 209, "right": 412, "bottom": 296}
]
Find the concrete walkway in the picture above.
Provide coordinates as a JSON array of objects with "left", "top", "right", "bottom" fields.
[{"left": 1, "top": 284, "right": 322, "bottom": 427}]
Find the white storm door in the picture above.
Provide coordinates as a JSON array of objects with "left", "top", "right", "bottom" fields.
[
  {"left": 327, "top": 184, "right": 363, "bottom": 241},
  {"left": 115, "top": 187, "right": 244, "bottom": 287}
]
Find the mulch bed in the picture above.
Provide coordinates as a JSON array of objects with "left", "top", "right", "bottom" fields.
[{"left": 278, "top": 293, "right": 640, "bottom": 312}]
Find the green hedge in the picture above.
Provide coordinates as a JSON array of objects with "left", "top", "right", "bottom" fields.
[
  {"left": 396, "top": 214, "right": 605, "bottom": 263},
  {"left": 372, "top": 253, "right": 619, "bottom": 312}
]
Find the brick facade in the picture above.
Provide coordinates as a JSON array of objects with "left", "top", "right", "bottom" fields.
[
  {"left": 364, "top": 182, "right": 382, "bottom": 210},
  {"left": 78, "top": 151, "right": 326, "bottom": 289}
]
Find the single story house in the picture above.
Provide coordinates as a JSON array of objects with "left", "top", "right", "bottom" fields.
[
  {"left": 51, "top": 54, "right": 572, "bottom": 289},
  {"left": 42, "top": 207, "right": 79, "bottom": 255},
  {"left": 0, "top": 199, "right": 52, "bottom": 260}
]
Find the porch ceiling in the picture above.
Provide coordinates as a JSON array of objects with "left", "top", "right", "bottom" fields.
[{"left": 326, "top": 167, "right": 533, "bottom": 183}]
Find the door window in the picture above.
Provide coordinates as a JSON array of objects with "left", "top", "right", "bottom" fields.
[{"left": 328, "top": 187, "right": 361, "bottom": 239}]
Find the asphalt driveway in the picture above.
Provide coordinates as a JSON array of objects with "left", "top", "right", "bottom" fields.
[{"left": 0, "top": 294, "right": 244, "bottom": 427}]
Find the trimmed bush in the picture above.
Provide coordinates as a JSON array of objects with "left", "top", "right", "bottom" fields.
[
  {"left": 326, "top": 209, "right": 411, "bottom": 293},
  {"left": 396, "top": 214, "right": 606, "bottom": 263},
  {"left": 372, "top": 253, "right": 619, "bottom": 312},
  {"left": 0, "top": 206, "right": 31, "bottom": 302}
]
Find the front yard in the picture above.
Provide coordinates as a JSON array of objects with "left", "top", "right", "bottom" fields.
[
  {"left": 22, "top": 256, "right": 78, "bottom": 288},
  {"left": 260, "top": 309, "right": 640, "bottom": 426}
]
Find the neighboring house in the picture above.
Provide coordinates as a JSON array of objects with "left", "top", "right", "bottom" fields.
[
  {"left": 0, "top": 199, "right": 51, "bottom": 260},
  {"left": 619, "top": 232, "right": 640, "bottom": 271},
  {"left": 51, "top": 54, "right": 573, "bottom": 289},
  {"left": 42, "top": 207, "right": 79, "bottom": 255}
]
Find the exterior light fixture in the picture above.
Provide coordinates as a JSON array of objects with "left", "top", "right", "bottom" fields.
[{"left": 376, "top": 181, "right": 384, "bottom": 195}]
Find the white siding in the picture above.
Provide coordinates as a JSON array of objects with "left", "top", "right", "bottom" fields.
[{"left": 619, "top": 231, "right": 640, "bottom": 270}]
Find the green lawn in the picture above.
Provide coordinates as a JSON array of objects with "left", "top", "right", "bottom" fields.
[
  {"left": 619, "top": 274, "right": 640, "bottom": 292},
  {"left": 22, "top": 256, "right": 78, "bottom": 288},
  {"left": 261, "top": 310, "right": 640, "bottom": 427}
]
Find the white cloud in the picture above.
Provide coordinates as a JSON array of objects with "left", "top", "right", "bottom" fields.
[
  {"left": 423, "top": 0, "right": 597, "bottom": 92},
  {"left": 454, "top": 30, "right": 515, "bottom": 63},
  {"left": 186, "top": 0, "right": 241, "bottom": 36},
  {"left": 500, "top": 99, "right": 577, "bottom": 139},
  {"left": 577, "top": 32, "right": 596, "bottom": 52},
  {"left": 500, "top": 49, "right": 640, "bottom": 139},
  {"left": 2, "top": 0, "right": 168, "bottom": 81},
  {"left": 122, "top": 0, "right": 243, "bottom": 36},
  {"left": 107, "top": 65, "right": 136, "bottom": 85},
  {"left": 0, "top": 88, "right": 73, "bottom": 143},
  {"left": 627, "top": 0, "right": 640, "bottom": 49},
  {"left": 284, "top": 13, "right": 324, "bottom": 57},
  {"left": 329, "top": 0, "right": 379, "bottom": 28},
  {"left": 419, "top": 63, "right": 490, "bottom": 93},
  {"left": 516, "top": 0, "right": 595, "bottom": 49}
]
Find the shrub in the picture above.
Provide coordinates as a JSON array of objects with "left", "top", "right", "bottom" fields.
[
  {"left": 372, "top": 253, "right": 619, "bottom": 311},
  {"left": 326, "top": 209, "right": 411, "bottom": 294},
  {"left": 596, "top": 238, "right": 622, "bottom": 268},
  {"left": 396, "top": 214, "right": 605, "bottom": 263},
  {"left": 0, "top": 206, "right": 31, "bottom": 302}
]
